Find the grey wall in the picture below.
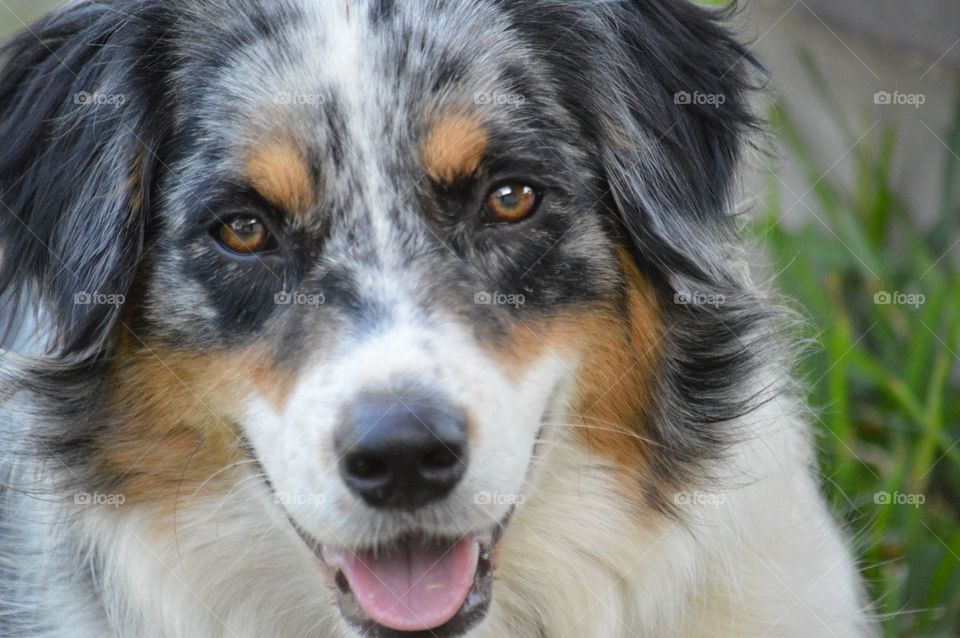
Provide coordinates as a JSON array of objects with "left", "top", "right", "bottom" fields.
[
  {"left": 741, "top": 0, "right": 960, "bottom": 229},
  {"left": 0, "top": 1, "right": 61, "bottom": 38},
  {"left": 801, "top": 0, "right": 960, "bottom": 69}
]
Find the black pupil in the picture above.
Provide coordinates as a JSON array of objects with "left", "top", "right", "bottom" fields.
[
  {"left": 230, "top": 217, "right": 260, "bottom": 239},
  {"left": 497, "top": 186, "right": 521, "bottom": 208}
]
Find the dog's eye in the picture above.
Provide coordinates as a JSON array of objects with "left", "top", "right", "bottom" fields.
[
  {"left": 484, "top": 182, "right": 540, "bottom": 223},
  {"left": 216, "top": 215, "right": 273, "bottom": 254}
]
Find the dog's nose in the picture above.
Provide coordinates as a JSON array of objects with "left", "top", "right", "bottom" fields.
[{"left": 335, "top": 391, "right": 469, "bottom": 510}]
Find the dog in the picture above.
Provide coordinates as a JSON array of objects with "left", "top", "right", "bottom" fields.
[{"left": 0, "top": 1, "right": 876, "bottom": 636}]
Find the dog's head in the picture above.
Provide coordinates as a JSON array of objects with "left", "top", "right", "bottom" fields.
[{"left": 0, "top": 1, "right": 763, "bottom": 635}]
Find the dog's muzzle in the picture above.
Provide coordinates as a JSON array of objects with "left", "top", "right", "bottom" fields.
[{"left": 315, "top": 388, "right": 493, "bottom": 636}]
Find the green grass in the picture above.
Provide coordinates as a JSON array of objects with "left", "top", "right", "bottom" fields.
[{"left": 752, "top": 78, "right": 960, "bottom": 636}]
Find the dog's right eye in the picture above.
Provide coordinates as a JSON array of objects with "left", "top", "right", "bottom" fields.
[
  {"left": 214, "top": 215, "right": 275, "bottom": 254},
  {"left": 483, "top": 182, "right": 540, "bottom": 224}
]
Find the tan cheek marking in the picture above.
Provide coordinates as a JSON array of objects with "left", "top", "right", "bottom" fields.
[
  {"left": 245, "top": 140, "right": 313, "bottom": 215},
  {"left": 421, "top": 113, "right": 489, "bottom": 183},
  {"left": 100, "top": 338, "right": 284, "bottom": 514},
  {"left": 485, "top": 247, "right": 663, "bottom": 500},
  {"left": 571, "top": 250, "right": 662, "bottom": 490}
]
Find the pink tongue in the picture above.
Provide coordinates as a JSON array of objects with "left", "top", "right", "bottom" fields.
[{"left": 339, "top": 537, "right": 479, "bottom": 632}]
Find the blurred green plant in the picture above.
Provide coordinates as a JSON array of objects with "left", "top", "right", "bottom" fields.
[
  {"left": 0, "top": 1, "right": 61, "bottom": 39},
  {"left": 752, "top": 58, "right": 960, "bottom": 636}
]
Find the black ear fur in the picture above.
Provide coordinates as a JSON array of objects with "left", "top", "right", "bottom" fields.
[
  {"left": 596, "top": 1, "right": 762, "bottom": 285},
  {"left": 506, "top": 0, "right": 763, "bottom": 287},
  {"left": 0, "top": 1, "right": 168, "bottom": 357}
]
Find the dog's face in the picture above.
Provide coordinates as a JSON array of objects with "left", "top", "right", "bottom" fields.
[
  {"left": 0, "top": 1, "right": 760, "bottom": 635},
  {"left": 146, "top": 5, "right": 624, "bottom": 632}
]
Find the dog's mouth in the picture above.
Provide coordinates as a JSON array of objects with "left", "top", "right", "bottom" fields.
[
  {"left": 324, "top": 531, "right": 495, "bottom": 637},
  {"left": 291, "top": 518, "right": 510, "bottom": 637}
]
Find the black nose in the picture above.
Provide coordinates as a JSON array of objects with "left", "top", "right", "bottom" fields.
[{"left": 335, "top": 391, "right": 469, "bottom": 511}]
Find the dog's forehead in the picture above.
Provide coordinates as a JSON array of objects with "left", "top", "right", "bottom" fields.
[{"left": 181, "top": 0, "right": 535, "bottom": 195}]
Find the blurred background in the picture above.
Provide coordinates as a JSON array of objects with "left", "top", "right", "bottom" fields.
[
  {"left": 727, "top": 3, "right": 960, "bottom": 636},
  {"left": 2, "top": 1, "right": 959, "bottom": 635}
]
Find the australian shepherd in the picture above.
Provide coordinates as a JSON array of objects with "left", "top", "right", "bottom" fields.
[{"left": 0, "top": 0, "right": 875, "bottom": 636}]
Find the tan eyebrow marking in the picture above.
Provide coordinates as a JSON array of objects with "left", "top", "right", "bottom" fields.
[
  {"left": 244, "top": 141, "right": 314, "bottom": 216},
  {"left": 421, "top": 112, "right": 489, "bottom": 183}
]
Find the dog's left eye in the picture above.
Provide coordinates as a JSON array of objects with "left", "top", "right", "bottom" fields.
[
  {"left": 215, "top": 215, "right": 274, "bottom": 254},
  {"left": 484, "top": 182, "right": 540, "bottom": 223}
]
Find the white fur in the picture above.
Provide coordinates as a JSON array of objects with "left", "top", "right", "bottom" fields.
[
  {"left": 56, "top": 362, "right": 873, "bottom": 637},
  {"left": 241, "top": 313, "right": 572, "bottom": 550}
]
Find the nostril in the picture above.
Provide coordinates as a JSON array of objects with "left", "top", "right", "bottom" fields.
[
  {"left": 335, "top": 389, "right": 469, "bottom": 510},
  {"left": 346, "top": 455, "right": 390, "bottom": 483}
]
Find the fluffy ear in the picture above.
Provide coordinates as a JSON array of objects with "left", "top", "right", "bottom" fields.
[
  {"left": 0, "top": 1, "right": 167, "bottom": 357},
  {"left": 513, "top": 1, "right": 762, "bottom": 287},
  {"left": 596, "top": 1, "right": 761, "bottom": 285}
]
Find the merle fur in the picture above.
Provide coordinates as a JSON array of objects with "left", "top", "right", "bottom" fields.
[{"left": 0, "top": 1, "right": 777, "bottom": 630}]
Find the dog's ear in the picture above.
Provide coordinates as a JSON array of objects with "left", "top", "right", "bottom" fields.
[
  {"left": 516, "top": 1, "right": 762, "bottom": 286},
  {"left": 595, "top": 1, "right": 762, "bottom": 285},
  {"left": 0, "top": 2, "right": 167, "bottom": 357}
]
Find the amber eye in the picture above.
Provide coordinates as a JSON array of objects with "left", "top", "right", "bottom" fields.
[
  {"left": 216, "top": 215, "right": 272, "bottom": 254},
  {"left": 485, "top": 182, "right": 539, "bottom": 223}
]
